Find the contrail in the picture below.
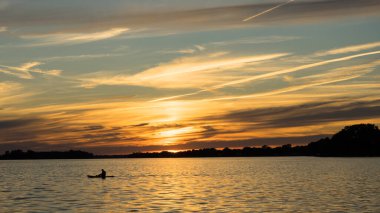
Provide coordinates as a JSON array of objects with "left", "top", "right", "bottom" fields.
[
  {"left": 243, "top": 0, "right": 295, "bottom": 22},
  {"left": 212, "top": 51, "right": 380, "bottom": 89},
  {"left": 205, "top": 74, "right": 363, "bottom": 102},
  {"left": 150, "top": 50, "right": 380, "bottom": 102}
]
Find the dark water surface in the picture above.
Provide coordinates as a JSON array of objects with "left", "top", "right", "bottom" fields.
[{"left": 0, "top": 157, "right": 379, "bottom": 212}]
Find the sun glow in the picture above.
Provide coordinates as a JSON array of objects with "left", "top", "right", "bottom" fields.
[{"left": 158, "top": 127, "right": 194, "bottom": 138}]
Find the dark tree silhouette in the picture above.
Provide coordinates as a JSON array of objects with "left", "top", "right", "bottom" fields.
[{"left": 308, "top": 124, "right": 380, "bottom": 156}]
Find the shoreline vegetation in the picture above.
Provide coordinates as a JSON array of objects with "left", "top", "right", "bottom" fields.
[{"left": 1, "top": 124, "right": 379, "bottom": 160}]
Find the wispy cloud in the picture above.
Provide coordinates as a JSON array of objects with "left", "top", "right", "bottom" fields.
[
  {"left": 137, "top": 53, "right": 285, "bottom": 80},
  {"left": 169, "top": 60, "right": 380, "bottom": 102},
  {"left": 0, "top": 81, "right": 22, "bottom": 93},
  {"left": 214, "top": 51, "right": 380, "bottom": 89},
  {"left": 194, "top": 45, "right": 205, "bottom": 51},
  {"left": 80, "top": 53, "right": 288, "bottom": 89},
  {"left": 39, "top": 53, "right": 123, "bottom": 62},
  {"left": 0, "top": 81, "right": 34, "bottom": 106},
  {"left": 20, "top": 28, "right": 129, "bottom": 46},
  {"left": 162, "top": 44, "right": 206, "bottom": 55},
  {"left": 176, "top": 49, "right": 196, "bottom": 54},
  {"left": 0, "top": 26, "right": 6, "bottom": 32},
  {"left": 316, "top": 41, "right": 380, "bottom": 56},
  {"left": 207, "top": 75, "right": 364, "bottom": 102},
  {"left": 151, "top": 51, "right": 380, "bottom": 102},
  {"left": 0, "top": 62, "right": 62, "bottom": 79}
]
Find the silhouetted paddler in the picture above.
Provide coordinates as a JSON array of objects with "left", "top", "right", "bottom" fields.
[{"left": 98, "top": 169, "right": 106, "bottom": 179}]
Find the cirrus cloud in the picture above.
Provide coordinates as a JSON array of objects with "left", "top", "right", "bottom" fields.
[
  {"left": 20, "top": 28, "right": 129, "bottom": 46},
  {"left": 79, "top": 52, "right": 288, "bottom": 89},
  {"left": 0, "top": 61, "right": 62, "bottom": 79}
]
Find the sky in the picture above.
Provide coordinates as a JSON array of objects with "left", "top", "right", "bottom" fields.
[{"left": 0, "top": 0, "right": 379, "bottom": 154}]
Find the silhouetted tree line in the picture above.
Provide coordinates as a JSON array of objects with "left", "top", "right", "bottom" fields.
[
  {"left": 1, "top": 124, "right": 379, "bottom": 159},
  {"left": 0, "top": 150, "right": 93, "bottom": 160},
  {"left": 125, "top": 145, "right": 302, "bottom": 158},
  {"left": 127, "top": 124, "right": 380, "bottom": 158}
]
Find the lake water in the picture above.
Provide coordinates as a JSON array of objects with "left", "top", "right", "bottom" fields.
[{"left": 0, "top": 157, "right": 379, "bottom": 212}]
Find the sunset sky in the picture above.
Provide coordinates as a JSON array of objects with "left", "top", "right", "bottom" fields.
[{"left": 0, "top": 0, "right": 379, "bottom": 154}]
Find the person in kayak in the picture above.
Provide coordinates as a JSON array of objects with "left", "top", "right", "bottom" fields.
[{"left": 98, "top": 169, "right": 106, "bottom": 179}]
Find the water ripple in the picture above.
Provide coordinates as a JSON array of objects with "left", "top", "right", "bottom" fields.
[{"left": 0, "top": 157, "right": 379, "bottom": 212}]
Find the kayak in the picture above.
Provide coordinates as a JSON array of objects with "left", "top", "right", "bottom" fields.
[{"left": 87, "top": 175, "right": 115, "bottom": 178}]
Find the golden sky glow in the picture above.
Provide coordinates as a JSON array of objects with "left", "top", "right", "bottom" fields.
[{"left": 0, "top": 0, "right": 379, "bottom": 154}]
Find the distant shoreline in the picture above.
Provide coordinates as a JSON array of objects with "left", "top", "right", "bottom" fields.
[{"left": 1, "top": 155, "right": 380, "bottom": 160}]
